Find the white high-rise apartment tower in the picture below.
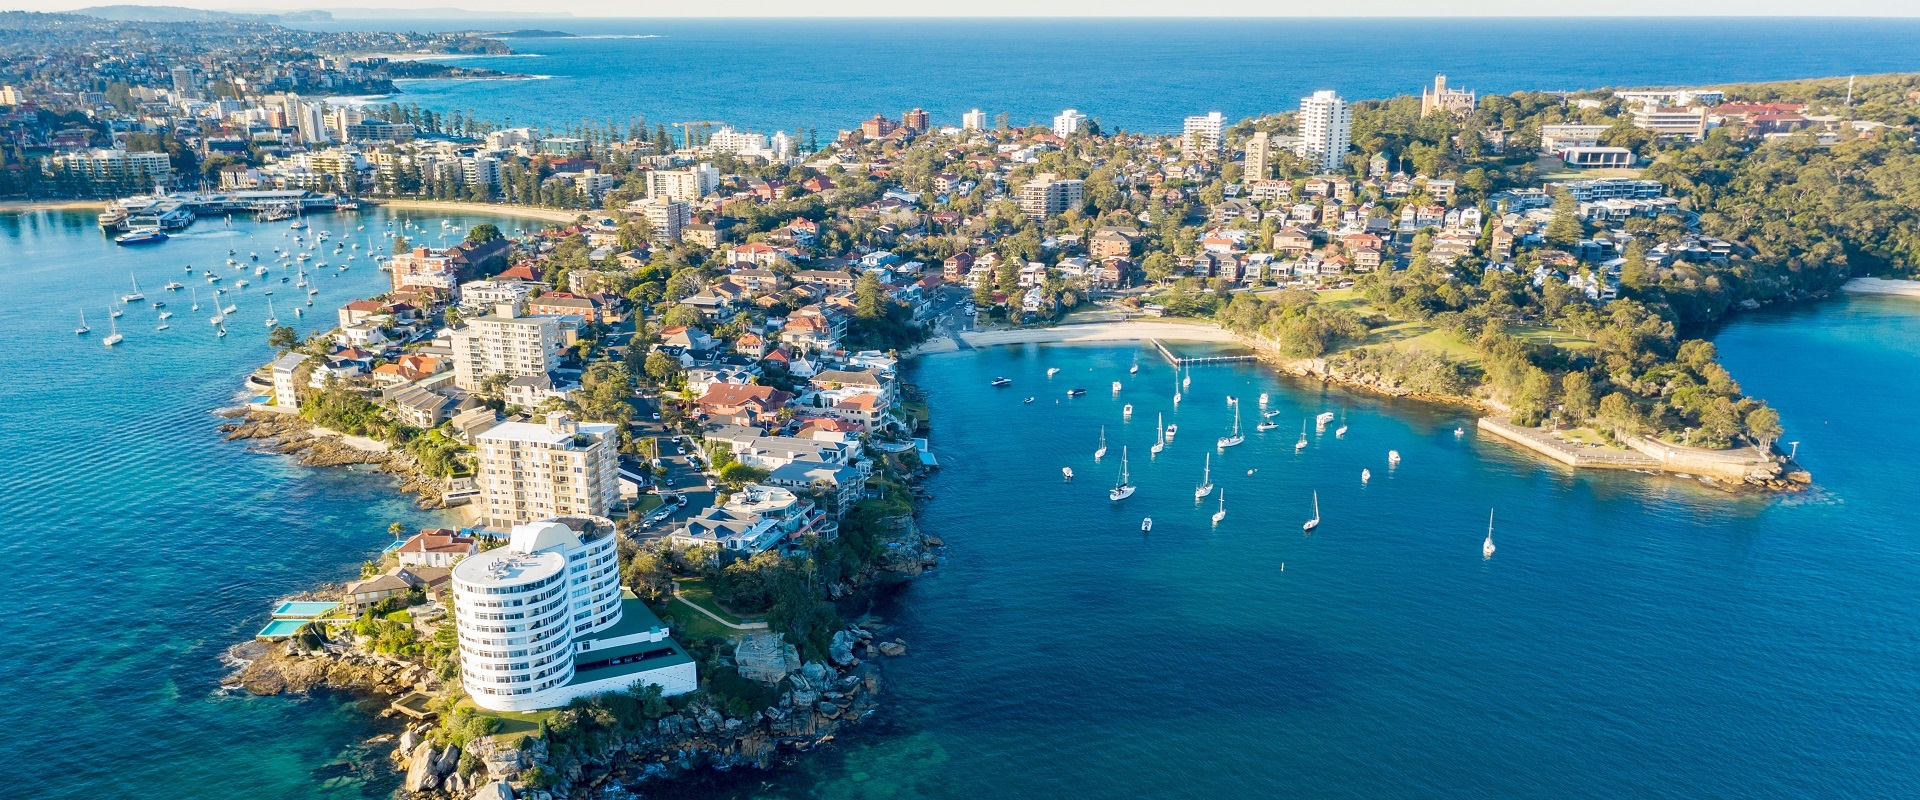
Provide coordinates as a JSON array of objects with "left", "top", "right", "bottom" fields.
[
  {"left": 451, "top": 515, "right": 697, "bottom": 711},
  {"left": 449, "top": 303, "right": 562, "bottom": 391},
  {"left": 962, "top": 109, "right": 988, "bottom": 131},
  {"left": 1295, "top": 90, "right": 1352, "bottom": 173},
  {"left": 1052, "top": 109, "right": 1087, "bottom": 138},
  {"left": 474, "top": 413, "right": 621, "bottom": 529},
  {"left": 1183, "top": 111, "right": 1225, "bottom": 153}
]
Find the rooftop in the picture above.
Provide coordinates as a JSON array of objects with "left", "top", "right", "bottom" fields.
[{"left": 451, "top": 548, "right": 565, "bottom": 589}]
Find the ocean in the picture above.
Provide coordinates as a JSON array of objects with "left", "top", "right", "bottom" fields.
[
  {"left": 0, "top": 207, "right": 533, "bottom": 799},
  {"left": 300, "top": 18, "right": 1920, "bottom": 134},
  {"left": 6, "top": 208, "right": 1920, "bottom": 798}
]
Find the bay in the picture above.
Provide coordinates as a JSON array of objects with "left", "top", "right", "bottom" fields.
[{"left": 0, "top": 207, "right": 534, "bottom": 799}]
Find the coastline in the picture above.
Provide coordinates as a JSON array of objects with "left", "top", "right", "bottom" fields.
[
  {"left": 365, "top": 199, "right": 583, "bottom": 224},
  {"left": 1843, "top": 277, "right": 1920, "bottom": 298},
  {"left": 0, "top": 199, "right": 107, "bottom": 214},
  {"left": 932, "top": 317, "right": 1804, "bottom": 490}
]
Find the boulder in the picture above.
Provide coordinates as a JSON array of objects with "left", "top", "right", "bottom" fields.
[
  {"left": 397, "top": 728, "right": 418, "bottom": 755},
  {"left": 405, "top": 742, "right": 440, "bottom": 792},
  {"left": 877, "top": 641, "right": 907, "bottom": 657},
  {"left": 801, "top": 661, "right": 829, "bottom": 686},
  {"left": 734, "top": 632, "right": 802, "bottom": 685},
  {"left": 434, "top": 743, "right": 460, "bottom": 774},
  {"left": 471, "top": 779, "right": 514, "bottom": 800},
  {"left": 828, "top": 630, "right": 857, "bottom": 667}
]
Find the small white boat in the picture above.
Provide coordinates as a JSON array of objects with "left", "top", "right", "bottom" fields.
[
  {"left": 190, "top": 288, "right": 199, "bottom": 311},
  {"left": 991, "top": 376, "right": 1012, "bottom": 387},
  {"left": 109, "top": 303, "right": 123, "bottom": 319},
  {"left": 217, "top": 325, "right": 227, "bottom": 338},
  {"left": 1109, "top": 447, "right": 1135, "bottom": 502},
  {"left": 1023, "top": 396, "right": 1035, "bottom": 404},
  {"left": 1316, "top": 411, "right": 1336, "bottom": 428},
  {"left": 1256, "top": 419, "right": 1279, "bottom": 432},
  {"left": 163, "top": 280, "right": 183, "bottom": 291},
  {"left": 1295, "top": 423, "right": 1308, "bottom": 452},
  {"left": 1226, "top": 395, "right": 1237, "bottom": 406},
  {"left": 75, "top": 308, "right": 90, "bottom": 335},
  {"left": 1047, "top": 368, "right": 1060, "bottom": 377},
  {"left": 102, "top": 312, "right": 122, "bottom": 347},
  {"left": 1112, "top": 381, "right": 1122, "bottom": 394},
  {"left": 155, "top": 322, "right": 169, "bottom": 330},
  {"left": 1094, "top": 427, "right": 1108, "bottom": 461},
  {"left": 1129, "top": 361, "right": 1139, "bottom": 374},
  {"left": 1303, "top": 491, "right": 1321, "bottom": 532},
  {"left": 121, "top": 275, "right": 145, "bottom": 303},
  {"left": 1063, "top": 467, "right": 1074, "bottom": 481},
  {"left": 1182, "top": 373, "right": 1191, "bottom": 389},
  {"left": 1361, "top": 468, "right": 1371, "bottom": 485},
  {"left": 263, "top": 299, "right": 278, "bottom": 327},
  {"left": 157, "top": 310, "right": 172, "bottom": 320},
  {"left": 1389, "top": 450, "right": 1402, "bottom": 466},
  {"left": 1258, "top": 393, "right": 1270, "bottom": 407},
  {"left": 1150, "top": 414, "right": 1166, "bottom": 456},
  {"left": 1165, "top": 424, "right": 1177, "bottom": 441},
  {"left": 1454, "top": 427, "right": 1465, "bottom": 438},
  {"left": 1194, "top": 453, "right": 1213, "bottom": 500},
  {"left": 1123, "top": 404, "right": 1133, "bottom": 419},
  {"left": 235, "top": 279, "right": 249, "bottom": 288},
  {"left": 1212, "top": 491, "right": 1226, "bottom": 526},
  {"left": 1335, "top": 423, "right": 1348, "bottom": 438},
  {"left": 1141, "top": 517, "right": 1152, "bottom": 532},
  {"left": 1483, "top": 510, "right": 1496, "bottom": 559}
]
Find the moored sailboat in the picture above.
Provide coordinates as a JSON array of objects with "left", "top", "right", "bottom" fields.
[
  {"left": 1194, "top": 453, "right": 1213, "bottom": 500},
  {"left": 1303, "top": 491, "right": 1320, "bottom": 532},
  {"left": 1109, "top": 447, "right": 1135, "bottom": 501}
]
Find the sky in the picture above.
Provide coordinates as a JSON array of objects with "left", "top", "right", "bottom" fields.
[{"left": 13, "top": 1, "right": 1920, "bottom": 17}]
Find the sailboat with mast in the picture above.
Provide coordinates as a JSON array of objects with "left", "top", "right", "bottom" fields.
[
  {"left": 1172, "top": 369, "right": 1181, "bottom": 406},
  {"left": 190, "top": 287, "right": 200, "bottom": 311},
  {"left": 263, "top": 298, "right": 278, "bottom": 327},
  {"left": 1483, "top": 510, "right": 1496, "bottom": 559},
  {"left": 1212, "top": 490, "right": 1226, "bottom": 525},
  {"left": 1194, "top": 453, "right": 1213, "bottom": 500},
  {"left": 1302, "top": 491, "right": 1320, "bottom": 532},
  {"left": 102, "top": 311, "right": 122, "bottom": 347},
  {"left": 1150, "top": 414, "right": 1166, "bottom": 455},
  {"left": 1109, "top": 447, "right": 1135, "bottom": 501},
  {"left": 121, "top": 274, "right": 145, "bottom": 303},
  {"left": 76, "top": 309, "right": 90, "bottom": 335},
  {"left": 1295, "top": 422, "right": 1308, "bottom": 452},
  {"left": 1094, "top": 427, "right": 1108, "bottom": 461},
  {"left": 1217, "top": 405, "right": 1244, "bottom": 449}
]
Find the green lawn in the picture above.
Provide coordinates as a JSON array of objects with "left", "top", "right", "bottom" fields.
[
  {"left": 631, "top": 495, "right": 664, "bottom": 516},
  {"left": 452, "top": 699, "right": 553, "bottom": 747},
  {"left": 661, "top": 602, "right": 738, "bottom": 643},
  {"left": 674, "top": 577, "right": 755, "bottom": 625},
  {"left": 1528, "top": 155, "right": 1646, "bottom": 182}
]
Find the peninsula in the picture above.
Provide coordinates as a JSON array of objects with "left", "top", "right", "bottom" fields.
[{"left": 13, "top": 12, "right": 1920, "bottom": 794}]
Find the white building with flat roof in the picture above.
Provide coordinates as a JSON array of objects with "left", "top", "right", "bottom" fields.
[
  {"left": 1295, "top": 91, "right": 1352, "bottom": 173},
  {"left": 452, "top": 515, "right": 697, "bottom": 711},
  {"left": 475, "top": 414, "right": 620, "bottom": 529},
  {"left": 271, "top": 352, "right": 309, "bottom": 407},
  {"left": 962, "top": 109, "right": 988, "bottom": 131},
  {"left": 1052, "top": 109, "right": 1087, "bottom": 138},
  {"left": 449, "top": 303, "right": 561, "bottom": 391},
  {"left": 1183, "top": 111, "right": 1225, "bottom": 153}
]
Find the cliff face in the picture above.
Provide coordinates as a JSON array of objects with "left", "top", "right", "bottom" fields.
[{"left": 219, "top": 410, "right": 449, "bottom": 507}]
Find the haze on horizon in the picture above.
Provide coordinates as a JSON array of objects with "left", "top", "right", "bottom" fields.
[{"left": 11, "top": 0, "right": 1920, "bottom": 17}]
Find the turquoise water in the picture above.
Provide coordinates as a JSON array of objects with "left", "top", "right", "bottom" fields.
[
  {"left": 645, "top": 296, "right": 1920, "bottom": 798},
  {"left": 6, "top": 204, "right": 1920, "bottom": 797},
  {"left": 0, "top": 208, "right": 525, "bottom": 799},
  {"left": 304, "top": 18, "right": 1920, "bottom": 134}
]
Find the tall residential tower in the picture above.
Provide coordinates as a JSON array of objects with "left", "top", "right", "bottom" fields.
[{"left": 1294, "top": 90, "right": 1352, "bottom": 173}]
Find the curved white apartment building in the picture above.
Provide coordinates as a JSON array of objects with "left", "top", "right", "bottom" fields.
[{"left": 452, "top": 516, "right": 696, "bottom": 711}]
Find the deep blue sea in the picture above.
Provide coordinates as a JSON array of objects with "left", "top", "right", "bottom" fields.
[
  {"left": 6, "top": 209, "right": 1920, "bottom": 797},
  {"left": 9, "top": 18, "right": 1920, "bottom": 798},
  {"left": 304, "top": 18, "right": 1920, "bottom": 134}
]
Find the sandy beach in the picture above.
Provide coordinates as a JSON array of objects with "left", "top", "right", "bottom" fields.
[
  {"left": 368, "top": 199, "right": 585, "bottom": 224},
  {"left": 960, "top": 319, "right": 1241, "bottom": 348},
  {"left": 1843, "top": 277, "right": 1920, "bottom": 298},
  {"left": 0, "top": 199, "right": 107, "bottom": 214}
]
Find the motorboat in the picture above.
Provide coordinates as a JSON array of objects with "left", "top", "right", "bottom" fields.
[
  {"left": 991, "top": 377, "right": 1013, "bottom": 387},
  {"left": 114, "top": 228, "right": 167, "bottom": 246}
]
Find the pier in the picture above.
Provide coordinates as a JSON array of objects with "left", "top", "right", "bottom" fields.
[{"left": 1150, "top": 338, "right": 1258, "bottom": 367}]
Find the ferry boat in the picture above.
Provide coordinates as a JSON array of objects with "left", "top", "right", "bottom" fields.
[{"left": 114, "top": 228, "right": 168, "bottom": 246}]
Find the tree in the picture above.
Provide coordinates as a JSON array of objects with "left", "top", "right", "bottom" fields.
[
  {"left": 1545, "top": 187, "right": 1581, "bottom": 247},
  {"left": 267, "top": 325, "right": 299, "bottom": 353},
  {"left": 643, "top": 351, "right": 683, "bottom": 386},
  {"left": 392, "top": 235, "right": 411, "bottom": 255},
  {"left": 661, "top": 304, "right": 704, "bottom": 329},
  {"left": 1620, "top": 239, "right": 1652, "bottom": 290},
  {"left": 1746, "top": 406, "right": 1783, "bottom": 451},
  {"left": 1561, "top": 371, "right": 1600, "bottom": 422},
  {"left": 718, "top": 462, "right": 770, "bottom": 489},
  {"left": 466, "top": 223, "right": 503, "bottom": 244}
]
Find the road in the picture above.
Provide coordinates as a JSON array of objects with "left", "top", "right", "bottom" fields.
[{"left": 625, "top": 394, "right": 714, "bottom": 538}]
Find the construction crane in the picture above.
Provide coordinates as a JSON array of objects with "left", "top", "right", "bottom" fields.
[{"left": 671, "top": 121, "right": 725, "bottom": 150}]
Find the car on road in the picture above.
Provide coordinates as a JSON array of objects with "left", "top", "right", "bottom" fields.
[{"left": 664, "top": 477, "right": 675, "bottom": 487}]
